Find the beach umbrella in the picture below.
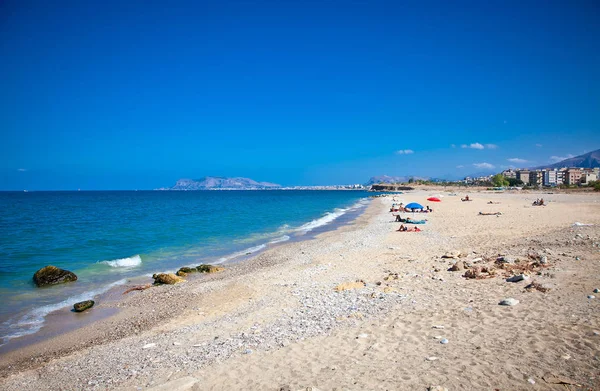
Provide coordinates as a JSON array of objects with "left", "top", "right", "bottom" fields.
[
  {"left": 427, "top": 197, "right": 441, "bottom": 202},
  {"left": 405, "top": 202, "right": 424, "bottom": 210}
]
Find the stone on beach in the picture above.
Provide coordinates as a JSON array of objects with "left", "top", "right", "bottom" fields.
[
  {"left": 442, "top": 250, "right": 461, "bottom": 259},
  {"left": 506, "top": 274, "right": 530, "bottom": 283},
  {"left": 499, "top": 298, "right": 519, "bottom": 306},
  {"left": 334, "top": 280, "right": 366, "bottom": 292},
  {"left": 196, "top": 264, "right": 225, "bottom": 273},
  {"left": 152, "top": 273, "right": 185, "bottom": 285},
  {"left": 73, "top": 300, "right": 94, "bottom": 312},
  {"left": 177, "top": 267, "right": 196, "bottom": 276},
  {"left": 593, "top": 288, "right": 599, "bottom": 293},
  {"left": 33, "top": 265, "right": 78, "bottom": 287},
  {"left": 449, "top": 261, "right": 465, "bottom": 271}
]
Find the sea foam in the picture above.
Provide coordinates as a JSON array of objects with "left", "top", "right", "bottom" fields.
[
  {"left": 101, "top": 255, "right": 142, "bottom": 268},
  {"left": 0, "top": 279, "right": 127, "bottom": 345},
  {"left": 297, "top": 198, "right": 369, "bottom": 233}
]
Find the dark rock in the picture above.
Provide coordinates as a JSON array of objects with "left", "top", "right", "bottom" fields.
[
  {"left": 73, "top": 300, "right": 94, "bottom": 312},
  {"left": 449, "top": 261, "right": 465, "bottom": 271},
  {"left": 196, "top": 264, "right": 225, "bottom": 273},
  {"left": 178, "top": 267, "right": 196, "bottom": 274},
  {"left": 33, "top": 265, "right": 78, "bottom": 287}
]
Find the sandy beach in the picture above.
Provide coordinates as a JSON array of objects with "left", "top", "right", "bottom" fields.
[{"left": 1, "top": 189, "right": 599, "bottom": 390}]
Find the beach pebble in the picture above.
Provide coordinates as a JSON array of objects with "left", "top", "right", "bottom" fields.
[
  {"left": 442, "top": 250, "right": 461, "bottom": 259},
  {"left": 539, "top": 256, "right": 548, "bottom": 264},
  {"left": 499, "top": 298, "right": 519, "bottom": 306},
  {"left": 588, "top": 295, "right": 596, "bottom": 299},
  {"left": 243, "top": 349, "right": 253, "bottom": 354},
  {"left": 142, "top": 343, "right": 156, "bottom": 349},
  {"left": 433, "top": 336, "right": 443, "bottom": 340},
  {"left": 426, "top": 356, "right": 438, "bottom": 361},
  {"left": 592, "top": 331, "right": 599, "bottom": 336},
  {"left": 506, "top": 274, "right": 529, "bottom": 283},
  {"left": 440, "top": 338, "right": 449, "bottom": 344},
  {"left": 172, "top": 342, "right": 181, "bottom": 346},
  {"left": 432, "top": 325, "right": 445, "bottom": 329},
  {"left": 528, "top": 378, "right": 536, "bottom": 385},
  {"left": 593, "top": 288, "right": 599, "bottom": 293},
  {"left": 357, "top": 333, "right": 369, "bottom": 339}
]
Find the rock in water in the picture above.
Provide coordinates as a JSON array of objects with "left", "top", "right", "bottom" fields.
[
  {"left": 33, "top": 265, "right": 78, "bottom": 287},
  {"left": 499, "top": 298, "right": 519, "bottom": 306},
  {"left": 196, "top": 264, "right": 225, "bottom": 273},
  {"left": 73, "top": 300, "right": 94, "bottom": 312},
  {"left": 152, "top": 273, "right": 184, "bottom": 285}
]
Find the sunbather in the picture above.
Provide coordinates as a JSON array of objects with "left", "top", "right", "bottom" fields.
[
  {"left": 396, "top": 225, "right": 421, "bottom": 232},
  {"left": 479, "top": 211, "right": 502, "bottom": 216}
]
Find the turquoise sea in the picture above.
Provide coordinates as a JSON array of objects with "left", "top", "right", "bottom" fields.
[{"left": 0, "top": 190, "right": 370, "bottom": 345}]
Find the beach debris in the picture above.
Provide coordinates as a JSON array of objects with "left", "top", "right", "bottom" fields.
[
  {"left": 425, "top": 356, "right": 438, "bottom": 361},
  {"left": 357, "top": 333, "right": 369, "bottom": 339},
  {"left": 463, "top": 266, "right": 495, "bottom": 279},
  {"left": 383, "top": 273, "right": 399, "bottom": 281},
  {"left": 575, "top": 256, "right": 581, "bottom": 261},
  {"left": 440, "top": 338, "right": 449, "bottom": 344},
  {"left": 499, "top": 298, "right": 519, "bottom": 306},
  {"left": 496, "top": 256, "right": 516, "bottom": 264},
  {"left": 142, "top": 343, "right": 156, "bottom": 349},
  {"left": 334, "top": 280, "right": 366, "bottom": 292},
  {"left": 524, "top": 282, "right": 551, "bottom": 293},
  {"left": 432, "top": 325, "right": 445, "bottom": 329},
  {"left": 33, "top": 265, "right": 78, "bottom": 287},
  {"left": 442, "top": 250, "right": 461, "bottom": 259},
  {"left": 572, "top": 222, "right": 593, "bottom": 227},
  {"left": 593, "top": 331, "right": 599, "bottom": 336},
  {"left": 542, "top": 373, "right": 580, "bottom": 386},
  {"left": 593, "top": 288, "right": 599, "bottom": 293},
  {"left": 73, "top": 300, "right": 95, "bottom": 312},
  {"left": 448, "top": 261, "right": 465, "bottom": 272},
  {"left": 152, "top": 273, "right": 185, "bottom": 285},
  {"left": 196, "top": 264, "right": 225, "bottom": 273},
  {"left": 539, "top": 256, "right": 548, "bottom": 265},
  {"left": 588, "top": 295, "right": 596, "bottom": 299},
  {"left": 433, "top": 336, "right": 443, "bottom": 339},
  {"left": 243, "top": 349, "right": 253, "bottom": 354},
  {"left": 123, "top": 284, "right": 153, "bottom": 294},
  {"left": 527, "top": 378, "right": 535, "bottom": 384},
  {"left": 506, "top": 274, "right": 530, "bottom": 283},
  {"left": 172, "top": 342, "right": 181, "bottom": 346}
]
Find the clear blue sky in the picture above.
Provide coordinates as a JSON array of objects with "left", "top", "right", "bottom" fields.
[{"left": 1, "top": 0, "right": 599, "bottom": 190}]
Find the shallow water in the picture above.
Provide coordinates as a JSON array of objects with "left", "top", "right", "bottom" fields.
[{"left": 0, "top": 190, "right": 370, "bottom": 344}]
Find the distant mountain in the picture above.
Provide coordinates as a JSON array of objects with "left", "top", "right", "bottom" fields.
[
  {"left": 365, "top": 175, "right": 429, "bottom": 186},
  {"left": 161, "top": 177, "right": 281, "bottom": 190},
  {"left": 532, "top": 149, "right": 600, "bottom": 169}
]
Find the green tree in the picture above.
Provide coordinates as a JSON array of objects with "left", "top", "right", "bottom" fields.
[
  {"left": 491, "top": 174, "right": 509, "bottom": 187},
  {"left": 507, "top": 177, "right": 524, "bottom": 187}
]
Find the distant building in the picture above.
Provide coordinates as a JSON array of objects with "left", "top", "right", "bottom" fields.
[
  {"left": 565, "top": 168, "right": 583, "bottom": 185},
  {"left": 501, "top": 169, "right": 517, "bottom": 179},
  {"left": 581, "top": 171, "right": 597, "bottom": 184},
  {"left": 517, "top": 170, "right": 530, "bottom": 185},
  {"left": 543, "top": 169, "right": 558, "bottom": 186},
  {"left": 529, "top": 170, "right": 543, "bottom": 187}
]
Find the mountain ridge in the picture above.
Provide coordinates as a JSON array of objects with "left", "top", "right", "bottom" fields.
[
  {"left": 160, "top": 176, "right": 281, "bottom": 190},
  {"left": 531, "top": 149, "right": 600, "bottom": 170}
]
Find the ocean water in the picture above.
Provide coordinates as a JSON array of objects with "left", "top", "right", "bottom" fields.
[{"left": 0, "top": 190, "right": 370, "bottom": 344}]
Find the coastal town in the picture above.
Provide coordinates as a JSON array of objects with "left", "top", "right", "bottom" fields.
[{"left": 465, "top": 167, "right": 599, "bottom": 187}]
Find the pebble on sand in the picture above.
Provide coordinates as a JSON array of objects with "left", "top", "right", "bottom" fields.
[
  {"left": 142, "top": 343, "right": 156, "bottom": 349},
  {"left": 440, "top": 338, "right": 449, "bottom": 344},
  {"left": 588, "top": 295, "right": 596, "bottom": 299},
  {"left": 499, "top": 298, "right": 519, "bottom": 306},
  {"left": 593, "top": 288, "right": 599, "bottom": 293}
]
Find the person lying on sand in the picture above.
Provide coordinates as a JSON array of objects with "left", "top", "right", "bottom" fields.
[
  {"left": 396, "top": 224, "right": 422, "bottom": 232},
  {"left": 394, "top": 215, "right": 407, "bottom": 222},
  {"left": 487, "top": 201, "right": 500, "bottom": 204},
  {"left": 479, "top": 211, "right": 502, "bottom": 216}
]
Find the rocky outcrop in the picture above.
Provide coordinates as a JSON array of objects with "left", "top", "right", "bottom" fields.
[
  {"left": 73, "top": 300, "right": 94, "bottom": 312},
  {"left": 33, "top": 265, "right": 78, "bottom": 287},
  {"left": 152, "top": 273, "right": 184, "bottom": 285},
  {"left": 196, "top": 264, "right": 225, "bottom": 273},
  {"left": 176, "top": 267, "right": 196, "bottom": 277}
]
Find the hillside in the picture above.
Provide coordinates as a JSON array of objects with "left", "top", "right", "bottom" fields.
[
  {"left": 161, "top": 177, "right": 281, "bottom": 190},
  {"left": 533, "top": 149, "right": 600, "bottom": 169}
]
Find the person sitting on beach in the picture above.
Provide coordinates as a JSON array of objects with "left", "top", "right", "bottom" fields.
[
  {"left": 426, "top": 205, "right": 433, "bottom": 212},
  {"left": 465, "top": 195, "right": 470, "bottom": 201}
]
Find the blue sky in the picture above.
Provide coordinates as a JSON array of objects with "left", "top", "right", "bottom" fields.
[{"left": 1, "top": 0, "right": 599, "bottom": 189}]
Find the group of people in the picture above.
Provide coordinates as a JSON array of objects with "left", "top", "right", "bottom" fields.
[
  {"left": 389, "top": 203, "right": 434, "bottom": 213},
  {"left": 533, "top": 198, "right": 545, "bottom": 206}
]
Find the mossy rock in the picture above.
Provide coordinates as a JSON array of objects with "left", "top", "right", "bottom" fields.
[
  {"left": 152, "top": 273, "right": 184, "bottom": 285},
  {"left": 196, "top": 264, "right": 225, "bottom": 273},
  {"left": 33, "top": 265, "right": 78, "bottom": 287},
  {"left": 73, "top": 300, "right": 94, "bottom": 312},
  {"left": 177, "top": 267, "right": 196, "bottom": 276}
]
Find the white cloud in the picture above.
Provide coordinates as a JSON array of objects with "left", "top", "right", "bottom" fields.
[
  {"left": 535, "top": 144, "right": 542, "bottom": 147},
  {"left": 507, "top": 158, "right": 528, "bottom": 163},
  {"left": 549, "top": 154, "right": 575, "bottom": 163},
  {"left": 473, "top": 162, "right": 495, "bottom": 169},
  {"left": 17, "top": 168, "right": 27, "bottom": 172},
  {"left": 470, "top": 143, "right": 485, "bottom": 150},
  {"left": 485, "top": 144, "right": 498, "bottom": 149},
  {"left": 456, "top": 165, "right": 464, "bottom": 168},
  {"left": 396, "top": 149, "right": 414, "bottom": 155},
  {"left": 460, "top": 142, "right": 494, "bottom": 150}
]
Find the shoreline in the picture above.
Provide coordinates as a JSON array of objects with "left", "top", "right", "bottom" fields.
[
  {"left": 0, "top": 196, "right": 374, "bottom": 367},
  {"left": 1, "top": 190, "right": 599, "bottom": 390}
]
